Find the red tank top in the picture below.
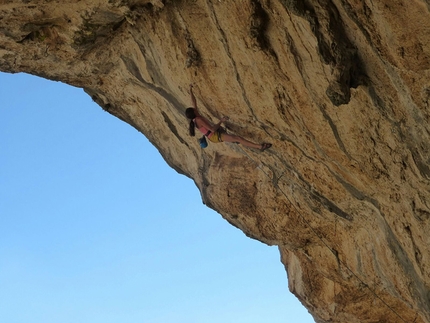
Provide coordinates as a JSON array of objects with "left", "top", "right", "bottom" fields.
[{"left": 194, "top": 117, "right": 212, "bottom": 137}]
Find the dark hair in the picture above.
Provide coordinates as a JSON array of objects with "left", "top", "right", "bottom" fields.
[{"left": 185, "top": 107, "right": 196, "bottom": 136}]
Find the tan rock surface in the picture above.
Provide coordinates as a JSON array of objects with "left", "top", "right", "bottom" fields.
[{"left": 1, "top": 0, "right": 430, "bottom": 322}]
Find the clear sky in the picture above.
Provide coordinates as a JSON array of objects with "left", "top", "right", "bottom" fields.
[{"left": 0, "top": 72, "right": 315, "bottom": 323}]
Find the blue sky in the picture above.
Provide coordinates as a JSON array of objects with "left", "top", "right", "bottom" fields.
[{"left": 0, "top": 72, "right": 314, "bottom": 323}]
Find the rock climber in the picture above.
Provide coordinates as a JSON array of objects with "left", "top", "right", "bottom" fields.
[{"left": 185, "top": 84, "right": 272, "bottom": 151}]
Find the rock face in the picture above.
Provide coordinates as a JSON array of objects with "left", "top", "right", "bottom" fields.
[{"left": 2, "top": 0, "right": 430, "bottom": 322}]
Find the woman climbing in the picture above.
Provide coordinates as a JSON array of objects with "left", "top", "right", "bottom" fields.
[{"left": 185, "top": 84, "right": 272, "bottom": 151}]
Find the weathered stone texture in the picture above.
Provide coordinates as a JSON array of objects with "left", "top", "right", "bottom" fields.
[{"left": 1, "top": 1, "right": 430, "bottom": 322}]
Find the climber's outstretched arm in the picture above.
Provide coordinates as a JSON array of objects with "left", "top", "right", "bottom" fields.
[{"left": 190, "top": 84, "right": 198, "bottom": 110}]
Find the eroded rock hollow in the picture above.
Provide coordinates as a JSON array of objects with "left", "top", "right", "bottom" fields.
[{"left": 1, "top": 0, "right": 430, "bottom": 322}]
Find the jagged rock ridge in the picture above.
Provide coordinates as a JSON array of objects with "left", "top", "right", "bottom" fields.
[{"left": 1, "top": 1, "right": 430, "bottom": 322}]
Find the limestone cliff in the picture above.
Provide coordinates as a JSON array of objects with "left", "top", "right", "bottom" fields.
[{"left": 1, "top": 0, "right": 430, "bottom": 322}]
